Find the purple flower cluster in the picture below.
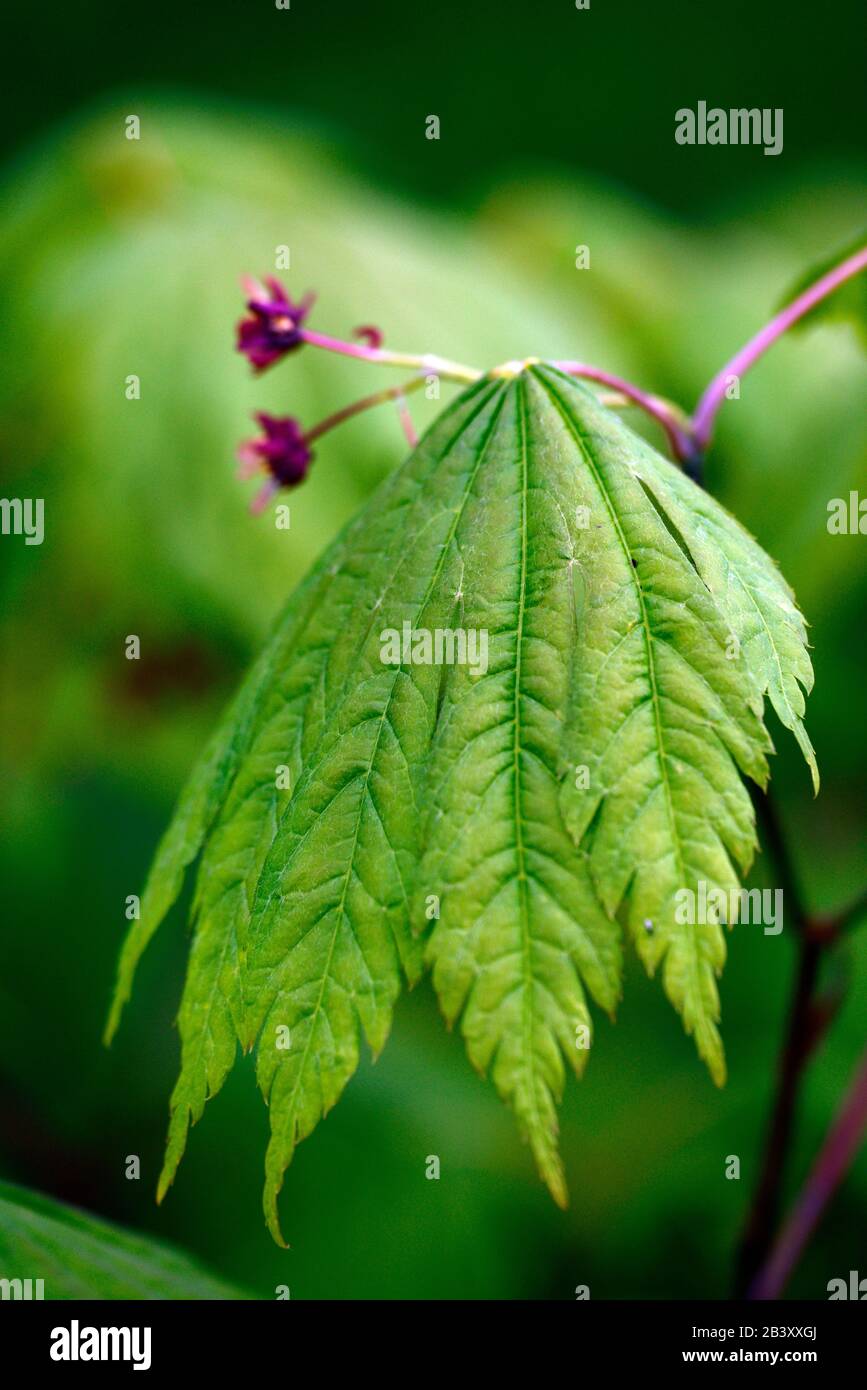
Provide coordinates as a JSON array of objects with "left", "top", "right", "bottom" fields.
[
  {"left": 235, "top": 276, "right": 317, "bottom": 512},
  {"left": 236, "top": 276, "right": 314, "bottom": 373},
  {"left": 235, "top": 276, "right": 388, "bottom": 514},
  {"left": 237, "top": 412, "right": 312, "bottom": 514}
]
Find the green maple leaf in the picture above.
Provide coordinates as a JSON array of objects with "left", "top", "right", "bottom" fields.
[{"left": 107, "top": 364, "right": 815, "bottom": 1240}]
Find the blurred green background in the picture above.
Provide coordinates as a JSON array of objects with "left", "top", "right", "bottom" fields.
[{"left": 0, "top": 0, "right": 865, "bottom": 1299}]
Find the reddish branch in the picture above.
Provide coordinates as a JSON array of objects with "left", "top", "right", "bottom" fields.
[
  {"left": 732, "top": 794, "right": 867, "bottom": 1298},
  {"left": 749, "top": 1043, "right": 867, "bottom": 1299}
]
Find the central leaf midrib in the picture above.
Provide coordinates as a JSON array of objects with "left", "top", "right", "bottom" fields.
[{"left": 513, "top": 377, "right": 544, "bottom": 1149}]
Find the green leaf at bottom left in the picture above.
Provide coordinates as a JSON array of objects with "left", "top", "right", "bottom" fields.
[{"left": 0, "top": 1182, "right": 250, "bottom": 1299}]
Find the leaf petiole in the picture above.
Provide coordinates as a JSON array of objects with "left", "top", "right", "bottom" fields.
[{"left": 553, "top": 360, "right": 697, "bottom": 463}]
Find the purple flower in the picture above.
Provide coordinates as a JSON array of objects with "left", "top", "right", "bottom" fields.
[
  {"left": 236, "top": 276, "right": 315, "bottom": 372},
  {"left": 237, "top": 413, "right": 313, "bottom": 513}
]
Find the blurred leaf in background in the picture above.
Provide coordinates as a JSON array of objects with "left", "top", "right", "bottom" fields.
[
  {"left": 0, "top": 101, "right": 635, "bottom": 798},
  {"left": 779, "top": 227, "right": 867, "bottom": 347}
]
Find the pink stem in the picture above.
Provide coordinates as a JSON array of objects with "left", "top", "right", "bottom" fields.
[
  {"left": 748, "top": 1042, "right": 867, "bottom": 1300},
  {"left": 304, "top": 376, "right": 426, "bottom": 445},
  {"left": 299, "top": 241, "right": 866, "bottom": 474},
  {"left": 299, "top": 329, "right": 481, "bottom": 384},
  {"left": 301, "top": 328, "right": 382, "bottom": 364},
  {"left": 554, "top": 361, "right": 696, "bottom": 463},
  {"left": 394, "top": 393, "right": 419, "bottom": 447},
  {"left": 692, "top": 244, "right": 867, "bottom": 452}
]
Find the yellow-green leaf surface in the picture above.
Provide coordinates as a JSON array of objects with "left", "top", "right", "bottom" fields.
[{"left": 108, "top": 365, "right": 815, "bottom": 1238}]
